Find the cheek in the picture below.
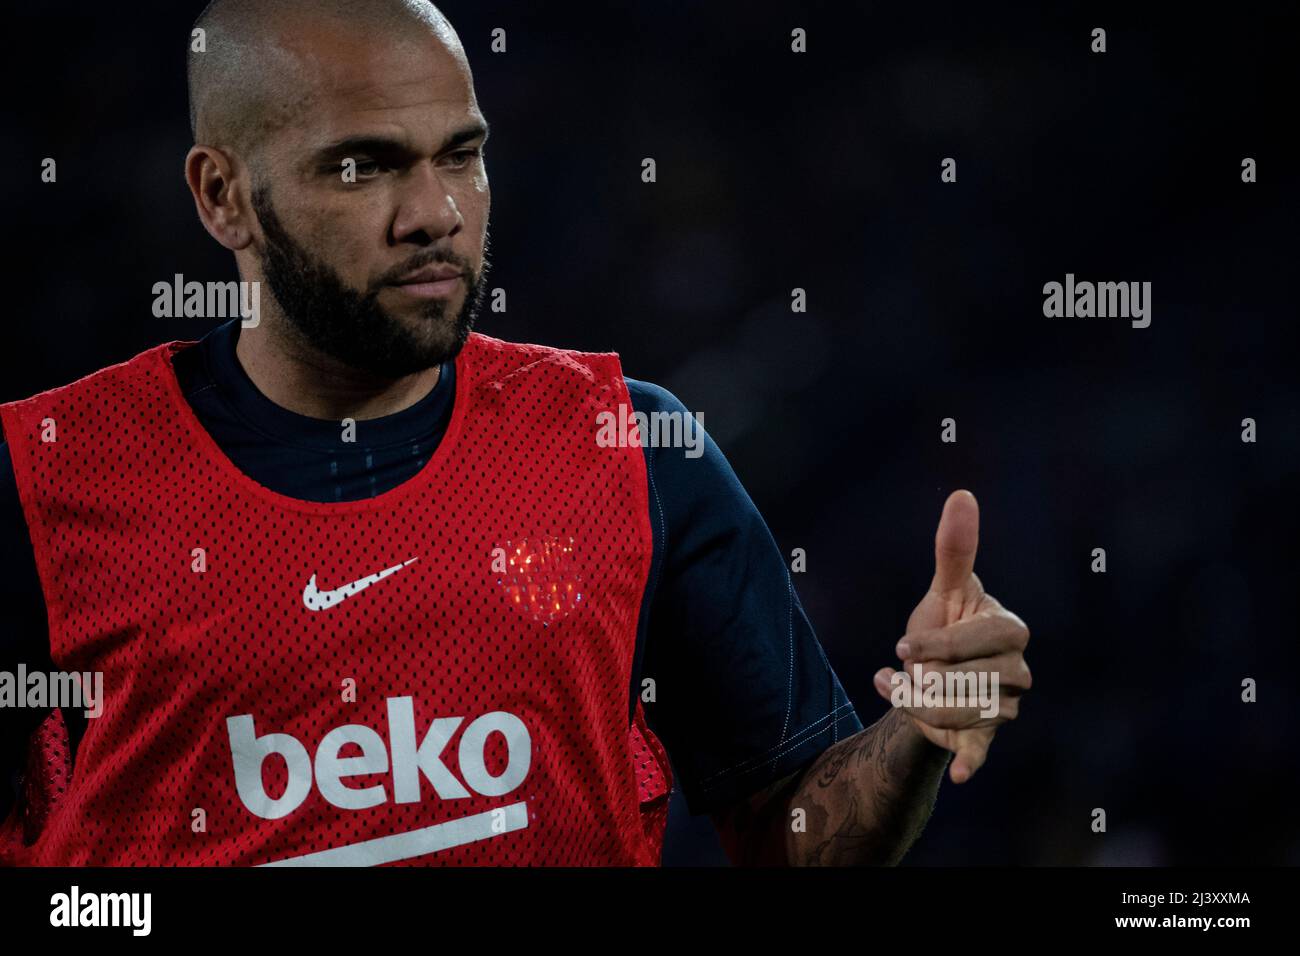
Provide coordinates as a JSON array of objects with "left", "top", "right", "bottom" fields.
[
  {"left": 452, "top": 179, "right": 490, "bottom": 254},
  {"left": 467, "top": 171, "right": 491, "bottom": 223},
  {"left": 308, "top": 208, "right": 379, "bottom": 280},
  {"left": 470, "top": 162, "right": 489, "bottom": 195}
]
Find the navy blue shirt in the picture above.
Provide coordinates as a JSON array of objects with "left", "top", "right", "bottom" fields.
[{"left": 0, "top": 321, "right": 861, "bottom": 822}]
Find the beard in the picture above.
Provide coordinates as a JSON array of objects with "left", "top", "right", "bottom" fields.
[{"left": 250, "top": 185, "right": 489, "bottom": 378}]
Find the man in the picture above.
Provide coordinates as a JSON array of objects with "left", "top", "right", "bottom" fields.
[{"left": 0, "top": 0, "right": 1031, "bottom": 866}]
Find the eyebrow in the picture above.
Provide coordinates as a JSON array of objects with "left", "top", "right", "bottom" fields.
[{"left": 311, "top": 121, "right": 490, "bottom": 164}]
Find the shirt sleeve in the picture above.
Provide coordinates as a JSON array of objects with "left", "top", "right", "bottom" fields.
[{"left": 625, "top": 379, "right": 863, "bottom": 816}]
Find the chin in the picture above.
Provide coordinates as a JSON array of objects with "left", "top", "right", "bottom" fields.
[{"left": 405, "top": 314, "right": 473, "bottom": 361}]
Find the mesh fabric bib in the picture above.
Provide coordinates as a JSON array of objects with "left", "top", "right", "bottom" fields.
[{"left": 0, "top": 333, "right": 670, "bottom": 866}]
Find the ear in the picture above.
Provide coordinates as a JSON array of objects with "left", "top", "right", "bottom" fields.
[{"left": 185, "top": 144, "right": 255, "bottom": 251}]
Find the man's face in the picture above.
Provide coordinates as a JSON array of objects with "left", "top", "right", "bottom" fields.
[{"left": 249, "top": 24, "right": 491, "bottom": 377}]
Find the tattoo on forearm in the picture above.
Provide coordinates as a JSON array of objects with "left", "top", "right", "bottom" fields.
[
  {"left": 814, "top": 707, "right": 900, "bottom": 788},
  {"left": 791, "top": 709, "right": 948, "bottom": 865}
]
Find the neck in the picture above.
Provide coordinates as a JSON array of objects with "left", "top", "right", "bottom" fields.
[{"left": 234, "top": 322, "right": 441, "bottom": 421}]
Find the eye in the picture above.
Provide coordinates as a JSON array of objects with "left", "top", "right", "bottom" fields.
[
  {"left": 352, "top": 158, "right": 383, "bottom": 176},
  {"left": 444, "top": 148, "right": 481, "bottom": 170}
]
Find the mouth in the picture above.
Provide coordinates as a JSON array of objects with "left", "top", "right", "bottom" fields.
[{"left": 388, "top": 266, "right": 464, "bottom": 300}]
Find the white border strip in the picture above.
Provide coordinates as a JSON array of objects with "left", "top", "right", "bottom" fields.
[{"left": 259, "top": 801, "right": 530, "bottom": 867}]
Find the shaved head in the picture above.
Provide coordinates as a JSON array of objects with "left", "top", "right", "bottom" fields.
[
  {"left": 183, "top": 0, "right": 491, "bottom": 387},
  {"left": 187, "top": 0, "right": 462, "bottom": 159}
]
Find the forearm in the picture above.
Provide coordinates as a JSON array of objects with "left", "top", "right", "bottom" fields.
[{"left": 783, "top": 707, "right": 951, "bottom": 865}]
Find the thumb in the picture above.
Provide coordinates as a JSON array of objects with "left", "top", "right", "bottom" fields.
[{"left": 931, "top": 489, "right": 979, "bottom": 595}]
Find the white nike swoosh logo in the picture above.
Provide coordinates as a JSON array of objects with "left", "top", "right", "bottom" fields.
[
  {"left": 258, "top": 802, "right": 529, "bottom": 866},
  {"left": 303, "top": 557, "right": 419, "bottom": 611}
]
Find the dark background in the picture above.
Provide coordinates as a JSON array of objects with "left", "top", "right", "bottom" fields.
[{"left": 2, "top": 1, "right": 1296, "bottom": 865}]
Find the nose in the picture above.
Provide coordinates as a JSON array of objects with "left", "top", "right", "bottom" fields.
[{"left": 390, "top": 161, "right": 463, "bottom": 244}]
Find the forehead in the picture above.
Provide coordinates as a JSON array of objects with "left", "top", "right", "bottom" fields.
[{"left": 277, "top": 21, "right": 480, "bottom": 145}]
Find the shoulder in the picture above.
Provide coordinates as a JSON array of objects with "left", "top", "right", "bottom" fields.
[
  {"left": 623, "top": 377, "right": 691, "bottom": 415},
  {"left": 0, "top": 343, "right": 185, "bottom": 416},
  {"left": 460, "top": 333, "right": 632, "bottom": 390},
  {"left": 463, "top": 333, "right": 620, "bottom": 366}
]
